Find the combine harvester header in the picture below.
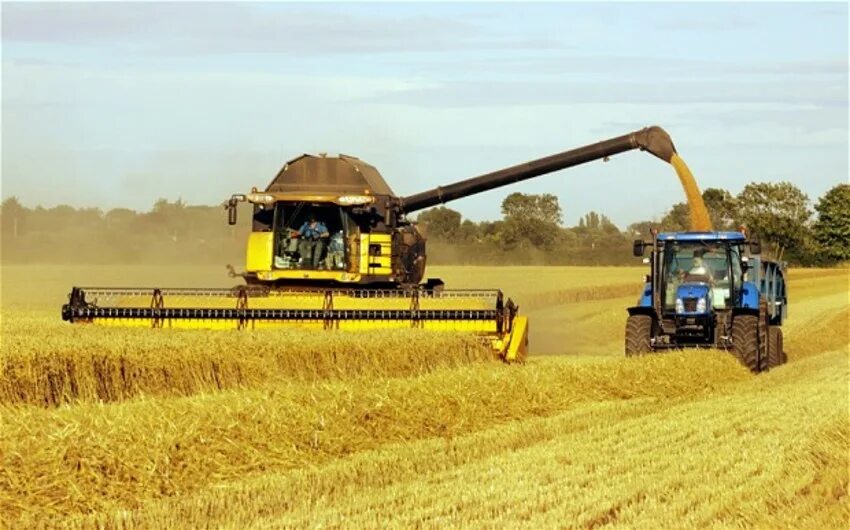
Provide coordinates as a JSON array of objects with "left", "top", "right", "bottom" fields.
[{"left": 63, "top": 126, "right": 685, "bottom": 362}]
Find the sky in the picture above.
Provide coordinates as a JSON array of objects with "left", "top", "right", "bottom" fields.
[{"left": 2, "top": 1, "right": 848, "bottom": 228}]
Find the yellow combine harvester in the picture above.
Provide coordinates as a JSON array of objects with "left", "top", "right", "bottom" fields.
[{"left": 62, "top": 126, "right": 679, "bottom": 361}]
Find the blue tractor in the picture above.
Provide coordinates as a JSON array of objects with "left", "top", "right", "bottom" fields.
[{"left": 627, "top": 231, "right": 787, "bottom": 372}]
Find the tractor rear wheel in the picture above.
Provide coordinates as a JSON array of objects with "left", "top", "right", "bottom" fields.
[
  {"left": 732, "top": 314, "right": 760, "bottom": 373},
  {"left": 625, "top": 315, "right": 652, "bottom": 356},
  {"left": 768, "top": 326, "right": 785, "bottom": 368}
]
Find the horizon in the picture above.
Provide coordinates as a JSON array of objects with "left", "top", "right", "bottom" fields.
[{"left": 2, "top": 2, "right": 848, "bottom": 228}]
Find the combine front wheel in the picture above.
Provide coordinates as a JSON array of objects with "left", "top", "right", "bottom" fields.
[{"left": 625, "top": 315, "right": 652, "bottom": 356}]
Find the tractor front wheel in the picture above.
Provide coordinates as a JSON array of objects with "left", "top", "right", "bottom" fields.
[
  {"left": 732, "top": 314, "right": 761, "bottom": 373},
  {"left": 625, "top": 315, "right": 652, "bottom": 356}
]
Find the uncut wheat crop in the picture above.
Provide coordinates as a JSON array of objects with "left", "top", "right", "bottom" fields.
[{"left": 1, "top": 265, "right": 847, "bottom": 529}]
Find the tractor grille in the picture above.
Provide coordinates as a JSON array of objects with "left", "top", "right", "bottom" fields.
[{"left": 683, "top": 298, "right": 698, "bottom": 312}]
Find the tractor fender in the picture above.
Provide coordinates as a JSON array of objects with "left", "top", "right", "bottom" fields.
[
  {"left": 637, "top": 282, "right": 652, "bottom": 308},
  {"left": 627, "top": 306, "right": 658, "bottom": 319},
  {"left": 731, "top": 306, "right": 760, "bottom": 318},
  {"left": 739, "top": 280, "right": 761, "bottom": 311}
]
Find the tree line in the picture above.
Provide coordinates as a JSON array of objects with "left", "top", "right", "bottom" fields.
[
  {"left": 0, "top": 198, "right": 251, "bottom": 265},
  {"left": 415, "top": 181, "right": 850, "bottom": 266},
  {"left": 1, "top": 181, "right": 848, "bottom": 266}
]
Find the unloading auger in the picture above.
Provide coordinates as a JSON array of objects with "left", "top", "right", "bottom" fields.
[{"left": 62, "top": 126, "right": 679, "bottom": 361}]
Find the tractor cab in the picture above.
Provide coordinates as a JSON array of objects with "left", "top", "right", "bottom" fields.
[{"left": 658, "top": 232, "right": 747, "bottom": 316}]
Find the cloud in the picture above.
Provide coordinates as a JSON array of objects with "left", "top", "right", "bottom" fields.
[
  {"left": 665, "top": 106, "right": 849, "bottom": 135},
  {"left": 361, "top": 78, "right": 848, "bottom": 108},
  {"left": 1, "top": 3, "right": 552, "bottom": 56},
  {"left": 653, "top": 11, "right": 757, "bottom": 32},
  {"left": 390, "top": 54, "right": 849, "bottom": 81}
]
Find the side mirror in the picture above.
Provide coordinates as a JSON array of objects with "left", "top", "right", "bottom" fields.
[
  {"left": 227, "top": 198, "right": 238, "bottom": 226},
  {"left": 749, "top": 239, "right": 761, "bottom": 255},
  {"left": 633, "top": 240, "right": 646, "bottom": 257}
]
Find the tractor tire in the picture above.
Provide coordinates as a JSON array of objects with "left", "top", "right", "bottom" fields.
[
  {"left": 625, "top": 315, "right": 652, "bottom": 356},
  {"left": 758, "top": 298, "right": 770, "bottom": 372},
  {"left": 767, "top": 326, "right": 783, "bottom": 369},
  {"left": 732, "top": 314, "right": 761, "bottom": 373}
]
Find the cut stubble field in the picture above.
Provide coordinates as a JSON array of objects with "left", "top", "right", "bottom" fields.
[{"left": 1, "top": 264, "right": 848, "bottom": 529}]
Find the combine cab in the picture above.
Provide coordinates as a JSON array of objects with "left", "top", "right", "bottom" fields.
[
  {"left": 628, "top": 231, "right": 787, "bottom": 372},
  {"left": 63, "top": 126, "right": 683, "bottom": 362}
]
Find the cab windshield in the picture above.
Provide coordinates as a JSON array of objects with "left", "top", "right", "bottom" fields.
[
  {"left": 662, "top": 241, "right": 737, "bottom": 311},
  {"left": 272, "top": 202, "right": 355, "bottom": 271}
]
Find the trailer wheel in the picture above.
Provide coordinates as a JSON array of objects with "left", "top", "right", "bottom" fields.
[
  {"left": 758, "top": 299, "right": 770, "bottom": 372},
  {"left": 625, "top": 315, "right": 652, "bottom": 356},
  {"left": 732, "top": 314, "right": 760, "bottom": 373},
  {"left": 768, "top": 326, "right": 785, "bottom": 368}
]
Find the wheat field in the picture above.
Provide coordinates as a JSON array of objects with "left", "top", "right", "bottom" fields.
[{"left": 1, "top": 265, "right": 848, "bottom": 529}]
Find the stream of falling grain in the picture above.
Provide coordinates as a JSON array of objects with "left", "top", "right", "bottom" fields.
[{"left": 670, "top": 154, "right": 713, "bottom": 231}]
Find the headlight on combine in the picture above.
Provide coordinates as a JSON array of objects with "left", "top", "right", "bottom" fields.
[
  {"left": 696, "top": 297, "right": 707, "bottom": 313},
  {"left": 676, "top": 298, "right": 685, "bottom": 313},
  {"left": 337, "top": 195, "right": 374, "bottom": 206},
  {"left": 246, "top": 193, "right": 275, "bottom": 204}
]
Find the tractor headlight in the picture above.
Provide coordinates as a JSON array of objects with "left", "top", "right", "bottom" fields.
[
  {"left": 675, "top": 298, "right": 684, "bottom": 313},
  {"left": 696, "top": 297, "right": 707, "bottom": 313}
]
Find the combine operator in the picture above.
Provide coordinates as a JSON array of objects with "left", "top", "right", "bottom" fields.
[{"left": 292, "top": 213, "right": 330, "bottom": 269}]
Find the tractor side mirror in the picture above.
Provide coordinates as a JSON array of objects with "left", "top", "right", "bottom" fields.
[
  {"left": 749, "top": 239, "right": 762, "bottom": 255},
  {"left": 633, "top": 240, "right": 646, "bottom": 257}
]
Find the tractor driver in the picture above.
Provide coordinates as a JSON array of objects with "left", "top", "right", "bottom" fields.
[
  {"left": 292, "top": 213, "right": 329, "bottom": 269},
  {"left": 686, "top": 251, "right": 713, "bottom": 283}
]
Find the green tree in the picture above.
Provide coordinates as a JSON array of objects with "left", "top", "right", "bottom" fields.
[
  {"left": 416, "top": 207, "right": 462, "bottom": 241},
  {"left": 660, "top": 203, "right": 689, "bottom": 231},
  {"left": 501, "top": 192, "right": 562, "bottom": 225},
  {"left": 0, "top": 197, "right": 27, "bottom": 238},
  {"left": 627, "top": 221, "right": 657, "bottom": 238},
  {"left": 813, "top": 183, "right": 850, "bottom": 263},
  {"left": 457, "top": 219, "right": 480, "bottom": 242},
  {"left": 499, "top": 193, "right": 562, "bottom": 251},
  {"left": 576, "top": 211, "right": 619, "bottom": 234},
  {"left": 661, "top": 188, "right": 738, "bottom": 232},
  {"left": 145, "top": 198, "right": 188, "bottom": 241},
  {"left": 105, "top": 208, "right": 139, "bottom": 232},
  {"left": 702, "top": 187, "right": 738, "bottom": 230},
  {"left": 573, "top": 211, "right": 625, "bottom": 251},
  {"left": 736, "top": 182, "right": 812, "bottom": 259}
]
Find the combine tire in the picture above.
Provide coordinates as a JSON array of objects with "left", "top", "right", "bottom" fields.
[
  {"left": 768, "top": 326, "right": 785, "bottom": 368},
  {"left": 625, "top": 315, "right": 652, "bottom": 356},
  {"left": 732, "top": 315, "right": 760, "bottom": 373}
]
